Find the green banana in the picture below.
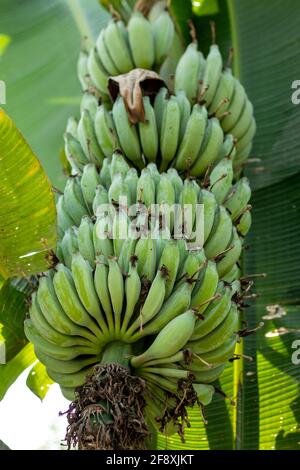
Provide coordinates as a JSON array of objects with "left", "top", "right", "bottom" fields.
[
  {"left": 80, "top": 92, "right": 99, "bottom": 120},
  {"left": 92, "top": 185, "right": 109, "bottom": 217},
  {"left": 166, "top": 168, "right": 183, "bottom": 203},
  {"left": 95, "top": 30, "right": 119, "bottom": 75},
  {"left": 77, "top": 50, "right": 89, "bottom": 91},
  {"left": 191, "top": 364, "right": 226, "bottom": 383},
  {"left": 77, "top": 109, "right": 104, "bottom": 166},
  {"left": 107, "top": 257, "right": 124, "bottom": 335},
  {"left": 222, "top": 263, "right": 241, "bottom": 283},
  {"left": 64, "top": 132, "right": 88, "bottom": 172},
  {"left": 61, "top": 227, "right": 78, "bottom": 270},
  {"left": 35, "top": 349, "right": 100, "bottom": 375},
  {"left": 190, "top": 117, "right": 224, "bottom": 177},
  {"left": 56, "top": 195, "right": 74, "bottom": 235},
  {"left": 209, "top": 157, "right": 233, "bottom": 205},
  {"left": 131, "top": 310, "right": 196, "bottom": 368},
  {"left": 94, "top": 255, "right": 114, "bottom": 334},
  {"left": 71, "top": 252, "right": 109, "bottom": 335},
  {"left": 222, "top": 80, "right": 246, "bottom": 133},
  {"left": 136, "top": 168, "right": 156, "bottom": 206},
  {"left": 139, "top": 367, "right": 190, "bottom": 381},
  {"left": 198, "top": 189, "right": 217, "bottom": 243},
  {"left": 138, "top": 96, "right": 158, "bottom": 163},
  {"left": 94, "top": 106, "right": 119, "bottom": 158},
  {"left": 236, "top": 207, "right": 252, "bottom": 237},
  {"left": 93, "top": 217, "right": 114, "bottom": 257},
  {"left": 187, "top": 334, "right": 237, "bottom": 371},
  {"left": 110, "top": 152, "right": 130, "bottom": 180},
  {"left": 112, "top": 97, "right": 143, "bottom": 168},
  {"left": 224, "top": 177, "right": 251, "bottom": 221},
  {"left": 159, "top": 240, "right": 180, "bottom": 299},
  {"left": 176, "top": 90, "right": 192, "bottom": 141},
  {"left": 77, "top": 216, "right": 95, "bottom": 267},
  {"left": 120, "top": 259, "right": 141, "bottom": 335},
  {"left": 47, "top": 366, "right": 95, "bottom": 389},
  {"left": 216, "top": 227, "right": 242, "bottom": 277},
  {"left": 174, "top": 43, "right": 205, "bottom": 103},
  {"left": 152, "top": 11, "right": 174, "bottom": 66},
  {"left": 80, "top": 163, "right": 100, "bottom": 209},
  {"left": 191, "top": 260, "right": 219, "bottom": 313},
  {"left": 200, "top": 44, "right": 223, "bottom": 106},
  {"left": 204, "top": 206, "right": 233, "bottom": 259},
  {"left": 103, "top": 20, "right": 134, "bottom": 73},
  {"left": 124, "top": 167, "right": 139, "bottom": 204},
  {"left": 128, "top": 12, "right": 154, "bottom": 69},
  {"left": 135, "top": 236, "right": 157, "bottom": 282},
  {"left": 63, "top": 177, "right": 88, "bottom": 226},
  {"left": 209, "top": 68, "right": 235, "bottom": 118},
  {"left": 174, "top": 104, "right": 207, "bottom": 170},
  {"left": 159, "top": 96, "right": 180, "bottom": 171},
  {"left": 86, "top": 47, "right": 109, "bottom": 98},
  {"left": 53, "top": 264, "right": 105, "bottom": 342},
  {"left": 99, "top": 157, "right": 112, "bottom": 190},
  {"left": 154, "top": 87, "right": 168, "bottom": 138},
  {"left": 230, "top": 99, "right": 254, "bottom": 140},
  {"left": 188, "top": 303, "right": 239, "bottom": 354}
]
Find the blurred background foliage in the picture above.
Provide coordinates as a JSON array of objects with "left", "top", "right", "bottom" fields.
[{"left": 0, "top": 0, "right": 299, "bottom": 450}]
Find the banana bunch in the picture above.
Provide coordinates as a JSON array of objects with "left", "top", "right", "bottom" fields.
[
  {"left": 78, "top": 9, "right": 174, "bottom": 101},
  {"left": 174, "top": 40, "right": 256, "bottom": 170},
  {"left": 64, "top": 90, "right": 231, "bottom": 177}
]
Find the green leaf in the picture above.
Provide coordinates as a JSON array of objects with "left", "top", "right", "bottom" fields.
[
  {"left": 26, "top": 361, "right": 53, "bottom": 401},
  {"left": 0, "top": 0, "right": 109, "bottom": 189},
  {"left": 0, "top": 343, "right": 36, "bottom": 401},
  {"left": 192, "top": 0, "right": 219, "bottom": 16},
  {"left": 0, "top": 109, "right": 57, "bottom": 278},
  {"left": 0, "top": 278, "right": 32, "bottom": 362}
]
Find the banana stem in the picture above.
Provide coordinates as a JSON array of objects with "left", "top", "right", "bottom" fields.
[{"left": 101, "top": 341, "right": 133, "bottom": 370}]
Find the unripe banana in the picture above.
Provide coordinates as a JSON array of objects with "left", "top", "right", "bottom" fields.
[
  {"left": 187, "top": 334, "right": 237, "bottom": 372},
  {"left": 87, "top": 47, "right": 109, "bottom": 98},
  {"left": 204, "top": 206, "right": 233, "bottom": 259},
  {"left": 135, "top": 236, "right": 157, "bottom": 281},
  {"left": 96, "top": 30, "right": 119, "bottom": 75},
  {"left": 107, "top": 257, "right": 124, "bottom": 334},
  {"left": 200, "top": 44, "right": 223, "bottom": 106},
  {"left": 94, "top": 106, "right": 119, "bottom": 158},
  {"left": 222, "top": 263, "right": 241, "bottom": 283},
  {"left": 64, "top": 132, "right": 88, "bottom": 172},
  {"left": 152, "top": 11, "right": 174, "bottom": 66},
  {"left": 191, "top": 364, "right": 226, "bottom": 383},
  {"left": 139, "top": 371, "right": 178, "bottom": 394},
  {"left": 209, "top": 157, "right": 233, "bottom": 205},
  {"left": 131, "top": 310, "right": 196, "bottom": 368},
  {"left": 177, "top": 249, "right": 206, "bottom": 284},
  {"left": 199, "top": 189, "right": 217, "bottom": 243},
  {"left": 160, "top": 96, "right": 180, "bottom": 171},
  {"left": 121, "top": 259, "right": 141, "bottom": 335},
  {"left": 110, "top": 151, "right": 130, "bottom": 180},
  {"left": 77, "top": 216, "right": 95, "bottom": 267},
  {"left": 80, "top": 92, "right": 99, "bottom": 120},
  {"left": 237, "top": 207, "right": 252, "bottom": 237},
  {"left": 224, "top": 177, "right": 251, "bottom": 221},
  {"left": 139, "top": 367, "right": 190, "bottom": 381},
  {"left": 138, "top": 96, "right": 158, "bottom": 163},
  {"left": 132, "top": 281, "right": 192, "bottom": 339},
  {"left": 61, "top": 227, "right": 78, "bottom": 270},
  {"left": 112, "top": 209, "right": 130, "bottom": 258},
  {"left": 35, "top": 349, "right": 100, "bottom": 375},
  {"left": 142, "top": 351, "right": 185, "bottom": 369},
  {"left": 99, "top": 157, "right": 112, "bottom": 190},
  {"left": 93, "top": 217, "right": 114, "bottom": 257},
  {"left": 128, "top": 12, "right": 154, "bottom": 69},
  {"left": 175, "top": 43, "right": 205, "bottom": 104},
  {"left": 188, "top": 302, "right": 239, "bottom": 354},
  {"left": 166, "top": 168, "right": 183, "bottom": 203},
  {"left": 94, "top": 255, "right": 114, "bottom": 334},
  {"left": 63, "top": 177, "right": 88, "bottom": 226},
  {"left": 29, "top": 292, "right": 87, "bottom": 348},
  {"left": 137, "top": 168, "right": 156, "bottom": 206},
  {"left": 179, "top": 178, "right": 199, "bottom": 234},
  {"left": 56, "top": 195, "right": 74, "bottom": 235},
  {"left": 112, "top": 97, "right": 143, "bottom": 168},
  {"left": 174, "top": 104, "right": 207, "bottom": 170},
  {"left": 158, "top": 240, "right": 180, "bottom": 299},
  {"left": 124, "top": 167, "right": 139, "bottom": 204},
  {"left": 80, "top": 163, "right": 100, "bottom": 209},
  {"left": 209, "top": 68, "right": 235, "bottom": 118},
  {"left": 190, "top": 117, "right": 224, "bottom": 177},
  {"left": 24, "top": 320, "right": 100, "bottom": 361},
  {"left": 156, "top": 173, "right": 175, "bottom": 232},
  {"left": 118, "top": 237, "right": 138, "bottom": 274},
  {"left": 176, "top": 90, "right": 192, "bottom": 141},
  {"left": 77, "top": 109, "right": 104, "bottom": 166},
  {"left": 193, "top": 384, "right": 215, "bottom": 406},
  {"left": 108, "top": 173, "right": 130, "bottom": 206},
  {"left": 191, "top": 260, "right": 219, "bottom": 313},
  {"left": 92, "top": 185, "right": 109, "bottom": 217},
  {"left": 230, "top": 99, "right": 254, "bottom": 140},
  {"left": 53, "top": 264, "right": 105, "bottom": 341},
  {"left": 154, "top": 87, "right": 168, "bottom": 138},
  {"left": 236, "top": 118, "right": 256, "bottom": 155},
  {"left": 146, "top": 163, "right": 161, "bottom": 189},
  {"left": 65, "top": 116, "right": 78, "bottom": 139},
  {"left": 71, "top": 252, "right": 109, "bottom": 335},
  {"left": 191, "top": 283, "right": 232, "bottom": 340},
  {"left": 77, "top": 50, "right": 89, "bottom": 91},
  {"left": 47, "top": 366, "right": 95, "bottom": 389},
  {"left": 222, "top": 80, "right": 246, "bottom": 133},
  {"left": 217, "top": 227, "right": 242, "bottom": 277},
  {"left": 103, "top": 20, "right": 134, "bottom": 73},
  {"left": 36, "top": 275, "right": 99, "bottom": 344}
]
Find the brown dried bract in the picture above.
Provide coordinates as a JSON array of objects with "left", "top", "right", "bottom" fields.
[
  {"left": 134, "top": 0, "right": 158, "bottom": 16},
  {"left": 108, "top": 69, "right": 167, "bottom": 124},
  {"left": 64, "top": 364, "right": 149, "bottom": 450}
]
